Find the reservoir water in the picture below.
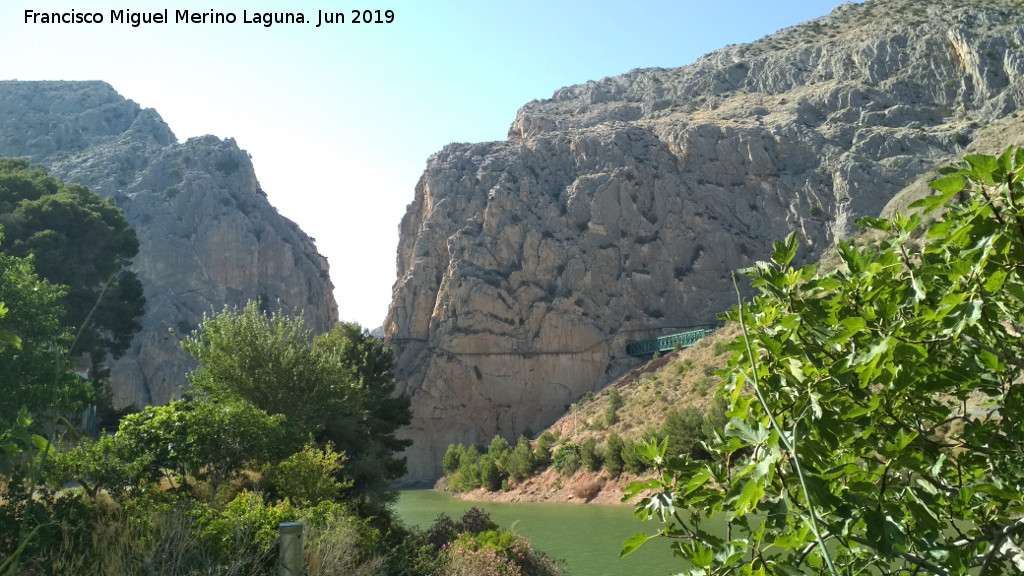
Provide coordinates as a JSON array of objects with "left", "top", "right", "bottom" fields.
[{"left": 394, "top": 490, "right": 682, "bottom": 576}]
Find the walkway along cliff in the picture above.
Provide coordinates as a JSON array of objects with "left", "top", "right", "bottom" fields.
[{"left": 384, "top": 0, "right": 1024, "bottom": 483}]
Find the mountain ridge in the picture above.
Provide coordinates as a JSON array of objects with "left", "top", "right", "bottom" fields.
[
  {"left": 385, "top": 0, "right": 1024, "bottom": 483},
  {"left": 0, "top": 80, "right": 339, "bottom": 407}
]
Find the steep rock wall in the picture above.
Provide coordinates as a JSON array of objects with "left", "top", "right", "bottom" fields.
[
  {"left": 386, "top": 0, "right": 1024, "bottom": 483},
  {"left": 0, "top": 80, "right": 338, "bottom": 408}
]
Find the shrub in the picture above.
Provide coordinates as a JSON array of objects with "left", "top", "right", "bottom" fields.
[
  {"left": 572, "top": 478, "right": 604, "bottom": 501},
  {"left": 623, "top": 147, "right": 1024, "bottom": 573},
  {"left": 272, "top": 442, "right": 351, "bottom": 506},
  {"left": 552, "top": 445, "right": 581, "bottom": 477},
  {"left": 712, "top": 340, "right": 728, "bottom": 355},
  {"left": 441, "top": 530, "right": 560, "bottom": 576},
  {"left": 458, "top": 507, "right": 497, "bottom": 535}
]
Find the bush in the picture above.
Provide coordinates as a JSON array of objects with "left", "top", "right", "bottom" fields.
[
  {"left": 424, "top": 513, "right": 459, "bottom": 550},
  {"left": 712, "top": 340, "right": 728, "bottom": 355},
  {"left": 572, "top": 478, "right": 604, "bottom": 501},
  {"left": 552, "top": 445, "right": 581, "bottom": 477},
  {"left": 623, "top": 147, "right": 1024, "bottom": 573},
  {"left": 458, "top": 507, "right": 497, "bottom": 534},
  {"left": 272, "top": 442, "right": 351, "bottom": 506},
  {"left": 441, "top": 530, "right": 560, "bottom": 576}
]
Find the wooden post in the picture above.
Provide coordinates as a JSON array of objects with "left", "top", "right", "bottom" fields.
[{"left": 279, "top": 521, "right": 303, "bottom": 576}]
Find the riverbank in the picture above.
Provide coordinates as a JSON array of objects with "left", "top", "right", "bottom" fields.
[{"left": 443, "top": 468, "right": 647, "bottom": 506}]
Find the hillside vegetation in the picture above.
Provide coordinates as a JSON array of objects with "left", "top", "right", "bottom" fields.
[
  {"left": 0, "top": 167, "right": 563, "bottom": 576},
  {"left": 447, "top": 143, "right": 1024, "bottom": 574},
  {"left": 444, "top": 128, "right": 1024, "bottom": 511}
]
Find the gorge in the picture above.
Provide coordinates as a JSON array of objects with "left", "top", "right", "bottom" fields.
[{"left": 383, "top": 0, "right": 1024, "bottom": 483}]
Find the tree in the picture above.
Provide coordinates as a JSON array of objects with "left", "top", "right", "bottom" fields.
[
  {"left": 313, "top": 323, "right": 412, "bottom": 502},
  {"left": 624, "top": 147, "right": 1024, "bottom": 575},
  {"left": 45, "top": 434, "right": 151, "bottom": 499},
  {"left": 553, "top": 444, "right": 581, "bottom": 477},
  {"left": 113, "top": 399, "right": 285, "bottom": 503},
  {"left": 182, "top": 303, "right": 412, "bottom": 507},
  {"left": 455, "top": 446, "right": 481, "bottom": 491},
  {"left": 506, "top": 436, "right": 536, "bottom": 483},
  {"left": 605, "top": 386, "right": 623, "bottom": 426},
  {"left": 480, "top": 454, "right": 502, "bottom": 491},
  {"left": 0, "top": 231, "right": 84, "bottom": 451},
  {"left": 183, "top": 303, "right": 338, "bottom": 435},
  {"left": 0, "top": 159, "right": 144, "bottom": 366},
  {"left": 443, "top": 444, "right": 464, "bottom": 477},
  {"left": 620, "top": 438, "right": 647, "bottom": 475},
  {"left": 182, "top": 400, "right": 286, "bottom": 504},
  {"left": 485, "top": 435, "right": 511, "bottom": 489},
  {"left": 580, "top": 437, "right": 602, "bottom": 472},
  {"left": 604, "top": 433, "right": 625, "bottom": 479},
  {"left": 660, "top": 407, "right": 704, "bottom": 459},
  {"left": 534, "top": 431, "right": 556, "bottom": 470},
  {"left": 487, "top": 435, "right": 510, "bottom": 465}
]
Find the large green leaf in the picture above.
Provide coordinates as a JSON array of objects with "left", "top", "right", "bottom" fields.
[{"left": 619, "top": 532, "right": 652, "bottom": 558}]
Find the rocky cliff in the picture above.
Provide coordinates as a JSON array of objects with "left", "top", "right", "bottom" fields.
[
  {"left": 0, "top": 80, "right": 338, "bottom": 408},
  {"left": 385, "top": 0, "right": 1024, "bottom": 483}
]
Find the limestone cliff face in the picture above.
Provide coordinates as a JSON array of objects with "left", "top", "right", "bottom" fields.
[
  {"left": 386, "top": 0, "right": 1024, "bottom": 483},
  {"left": 0, "top": 80, "right": 338, "bottom": 407}
]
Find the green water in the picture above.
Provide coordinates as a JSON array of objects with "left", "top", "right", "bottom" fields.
[{"left": 394, "top": 490, "right": 682, "bottom": 576}]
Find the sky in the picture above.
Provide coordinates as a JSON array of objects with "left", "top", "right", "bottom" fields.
[{"left": 1, "top": 0, "right": 858, "bottom": 329}]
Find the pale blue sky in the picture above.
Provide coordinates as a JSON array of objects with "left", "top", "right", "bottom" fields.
[{"left": 2, "top": 0, "right": 859, "bottom": 328}]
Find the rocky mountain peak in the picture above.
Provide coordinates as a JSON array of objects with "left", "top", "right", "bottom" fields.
[
  {"left": 386, "top": 0, "right": 1024, "bottom": 483},
  {"left": 0, "top": 81, "right": 338, "bottom": 408}
]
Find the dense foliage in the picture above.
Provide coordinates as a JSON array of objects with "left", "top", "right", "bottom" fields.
[
  {"left": 0, "top": 232, "right": 90, "bottom": 495},
  {"left": 442, "top": 396, "right": 727, "bottom": 495},
  {"left": 0, "top": 159, "right": 144, "bottom": 367},
  {"left": 625, "top": 147, "right": 1024, "bottom": 574},
  {"left": 414, "top": 508, "right": 562, "bottom": 576},
  {"left": 2, "top": 298, "right": 563, "bottom": 575},
  {"left": 182, "top": 303, "right": 413, "bottom": 511}
]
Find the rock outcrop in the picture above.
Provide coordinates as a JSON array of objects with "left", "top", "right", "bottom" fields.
[
  {"left": 385, "top": 0, "right": 1024, "bottom": 483},
  {"left": 0, "top": 80, "right": 338, "bottom": 408}
]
